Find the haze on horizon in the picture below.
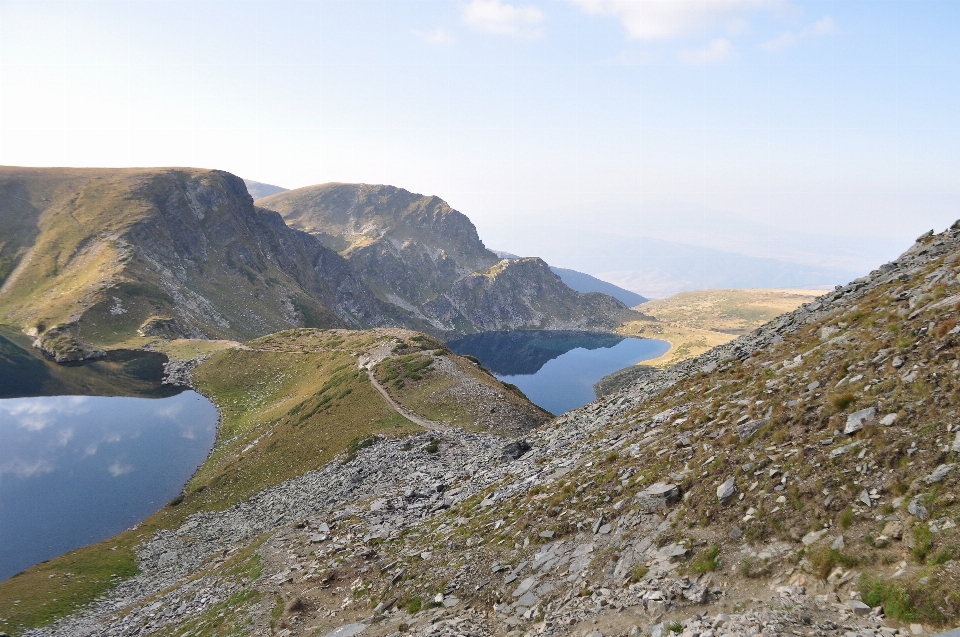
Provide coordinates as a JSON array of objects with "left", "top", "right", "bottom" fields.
[{"left": 2, "top": 0, "right": 959, "bottom": 294}]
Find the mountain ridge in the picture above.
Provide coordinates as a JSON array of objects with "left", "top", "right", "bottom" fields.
[{"left": 257, "top": 183, "right": 642, "bottom": 334}]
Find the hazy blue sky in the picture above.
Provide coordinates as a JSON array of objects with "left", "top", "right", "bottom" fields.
[{"left": 2, "top": 1, "right": 959, "bottom": 258}]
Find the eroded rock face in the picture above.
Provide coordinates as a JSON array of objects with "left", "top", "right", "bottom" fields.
[{"left": 257, "top": 183, "right": 642, "bottom": 335}]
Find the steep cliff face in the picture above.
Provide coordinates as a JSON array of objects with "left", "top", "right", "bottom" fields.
[
  {"left": 452, "top": 257, "right": 640, "bottom": 332},
  {"left": 0, "top": 168, "right": 395, "bottom": 360},
  {"left": 258, "top": 183, "right": 642, "bottom": 334}
]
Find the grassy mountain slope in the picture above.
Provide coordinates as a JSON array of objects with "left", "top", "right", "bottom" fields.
[
  {"left": 0, "top": 167, "right": 397, "bottom": 360},
  {"left": 0, "top": 327, "right": 544, "bottom": 634},
  {"left": 257, "top": 183, "right": 641, "bottom": 334},
  {"left": 14, "top": 225, "right": 960, "bottom": 637},
  {"left": 636, "top": 288, "right": 826, "bottom": 336}
]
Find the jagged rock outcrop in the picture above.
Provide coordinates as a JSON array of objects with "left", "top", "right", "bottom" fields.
[{"left": 257, "top": 183, "right": 642, "bottom": 334}]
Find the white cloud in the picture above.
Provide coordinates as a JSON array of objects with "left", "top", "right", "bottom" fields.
[
  {"left": 807, "top": 15, "right": 837, "bottom": 36},
  {"left": 680, "top": 37, "right": 733, "bottom": 64},
  {"left": 415, "top": 26, "right": 455, "bottom": 45},
  {"left": 462, "top": 0, "right": 546, "bottom": 38},
  {"left": 572, "top": 0, "right": 792, "bottom": 41},
  {"left": 761, "top": 15, "right": 837, "bottom": 51},
  {"left": 0, "top": 457, "right": 56, "bottom": 479},
  {"left": 108, "top": 460, "right": 132, "bottom": 477},
  {"left": 0, "top": 396, "right": 90, "bottom": 431}
]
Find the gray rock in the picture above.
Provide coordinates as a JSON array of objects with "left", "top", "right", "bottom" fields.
[
  {"left": 925, "top": 464, "right": 955, "bottom": 484},
  {"left": 736, "top": 419, "right": 765, "bottom": 441},
  {"left": 880, "top": 413, "right": 898, "bottom": 426},
  {"left": 953, "top": 430, "right": 960, "bottom": 453},
  {"left": 844, "top": 407, "right": 876, "bottom": 435},
  {"left": 157, "top": 551, "right": 178, "bottom": 568},
  {"left": 717, "top": 477, "right": 737, "bottom": 503},
  {"left": 892, "top": 356, "right": 904, "bottom": 368},
  {"left": 513, "top": 577, "right": 536, "bottom": 597},
  {"left": 729, "top": 526, "right": 743, "bottom": 539},
  {"left": 801, "top": 529, "right": 829, "bottom": 546},
  {"left": 908, "top": 496, "right": 929, "bottom": 521},
  {"left": 516, "top": 591, "right": 539, "bottom": 608},
  {"left": 501, "top": 440, "right": 532, "bottom": 462},
  {"left": 538, "top": 530, "right": 554, "bottom": 539},
  {"left": 325, "top": 624, "right": 367, "bottom": 637},
  {"left": 659, "top": 543, "right": 689, "bottom": 558},
  {"left": 848, "top": 600, "right": 871, "bottom": 616},
  {"left": 831, "top": 535, "right": 845, "bottom": 550},
  {"left": 860, "top": 489, "right": 873, "bottom": 507},
  {"left": 637, "top": 482, "right": 680, "bottom": 512}
]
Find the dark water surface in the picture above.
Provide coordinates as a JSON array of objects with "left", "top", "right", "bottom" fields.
[
  {"left": 448, "top": 331, "right": 669, "bottom": 414},
  {"left": 0, "top": 391, "right": 218, "bottom": 580}
]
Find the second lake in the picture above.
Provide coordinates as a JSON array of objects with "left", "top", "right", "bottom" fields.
[{"left": 447, "top": 331, "right": 670, "bottom": 415}]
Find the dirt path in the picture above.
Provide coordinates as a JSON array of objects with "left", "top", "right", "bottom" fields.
[{"left": 364, "top": 368, "right": 445, "bottom": 431}]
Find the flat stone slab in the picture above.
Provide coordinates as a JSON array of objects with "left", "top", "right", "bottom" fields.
[
  {"left": 844, "top": 407, "right": 876, "bottom": 435},
  {"left": 325, "top": 624, "right": 367, "bottom": 637}
]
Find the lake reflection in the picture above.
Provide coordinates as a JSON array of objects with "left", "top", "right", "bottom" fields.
[
  {"left": 448, "top": 331, "right": 669, "bottom": 415},
  {"left": 0, "top": 391, "right": 218, "bottom": 580}
]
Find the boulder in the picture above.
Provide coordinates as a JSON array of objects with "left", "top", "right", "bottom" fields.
[
  {"left": 925, "top": 464, "right": 955, "bottom": 484},
  {"left": 844, "top": 407, "right": 876, "bottom": 435},
  {"left": 908, "top": 496, "right": 929, "bottom": 521},
  {"left": 501, "top": 440, "right": 532, "bottom": 462},
  {"left": 637, "top": 482, "right": 680, "bottom": 512},
  {"left": 717, "top": 477, "right": 737, "bottom": 503},
  {"left": 736, "top": 419, "right": 765, "bottom": 441}
]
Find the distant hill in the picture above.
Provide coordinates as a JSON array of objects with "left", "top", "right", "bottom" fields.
[
  {"left": 257, "top": 183, "right": 642, "bottom": 334},
  {"left": 549, "top": 266, "right": 647, "bottom": 307},
  {"left": 480, "top": 216, "right": 861, "bottom": 298},
  {"left": 242, "top": 178, "right": 287, "bottom": 200}
]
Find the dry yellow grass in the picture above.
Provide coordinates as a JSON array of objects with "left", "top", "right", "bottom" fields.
[
  {"left": 638, "top": 288, "right": 824, "bottom": 335},
  {"left": 617, "top": 320, "right": 734, "bottom": 368},
  {"left": 617, "top": 288, "right": 824, "bottom": 369}
]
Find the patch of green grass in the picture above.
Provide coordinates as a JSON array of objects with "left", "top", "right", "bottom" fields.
[
  {"left": 809, "top": 546, "right": 858, "bottom": 580},
  {"left": 839, "top": 507, "right": 854, "bottom": 530},
  {"left": 667, "top": 620, "right": 684, "bottom": 634},
  {"left": 690, "top": 545, "right": 720, "bottom": 574},
  {"left": 830, "top": 393, "right": 856, "bottom": 412},
  {"left": 912, "top": 525, "right": 934, "bottom": 563},
  {"left": 406, "top": 596, "right": 423, "bottom": 614},
  {"left": 860, "top": 574, "right": 959, "bottom": 626},
  {"left": 740, "top": 557, "right": 772, "bottom": 579},
  {"left": 630, "top": 565, "right": 649, "bottom": 583}
]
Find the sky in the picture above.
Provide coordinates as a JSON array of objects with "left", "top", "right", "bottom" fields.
[{"left": 2, "top": 0, "right": 960, "bottom": 274}]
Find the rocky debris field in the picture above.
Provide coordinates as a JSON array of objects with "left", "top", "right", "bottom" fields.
[{"left": 23, "top": 226, "right": 960, "bottom": 637}]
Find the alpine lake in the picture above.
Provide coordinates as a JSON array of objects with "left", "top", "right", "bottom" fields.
[
  {"left": 447, "top": 330, "right": 669, "bottom": 415},
  {"left": 0, "top": 331, "right": 218, "bottom": 581}
]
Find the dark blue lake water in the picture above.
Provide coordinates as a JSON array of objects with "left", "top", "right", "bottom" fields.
[
  {"left": 0, "top": 391, "right": 218, "bottom": 580},
  {"left": 448, "top": 331, "right": 669, "bottom": 414}
]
